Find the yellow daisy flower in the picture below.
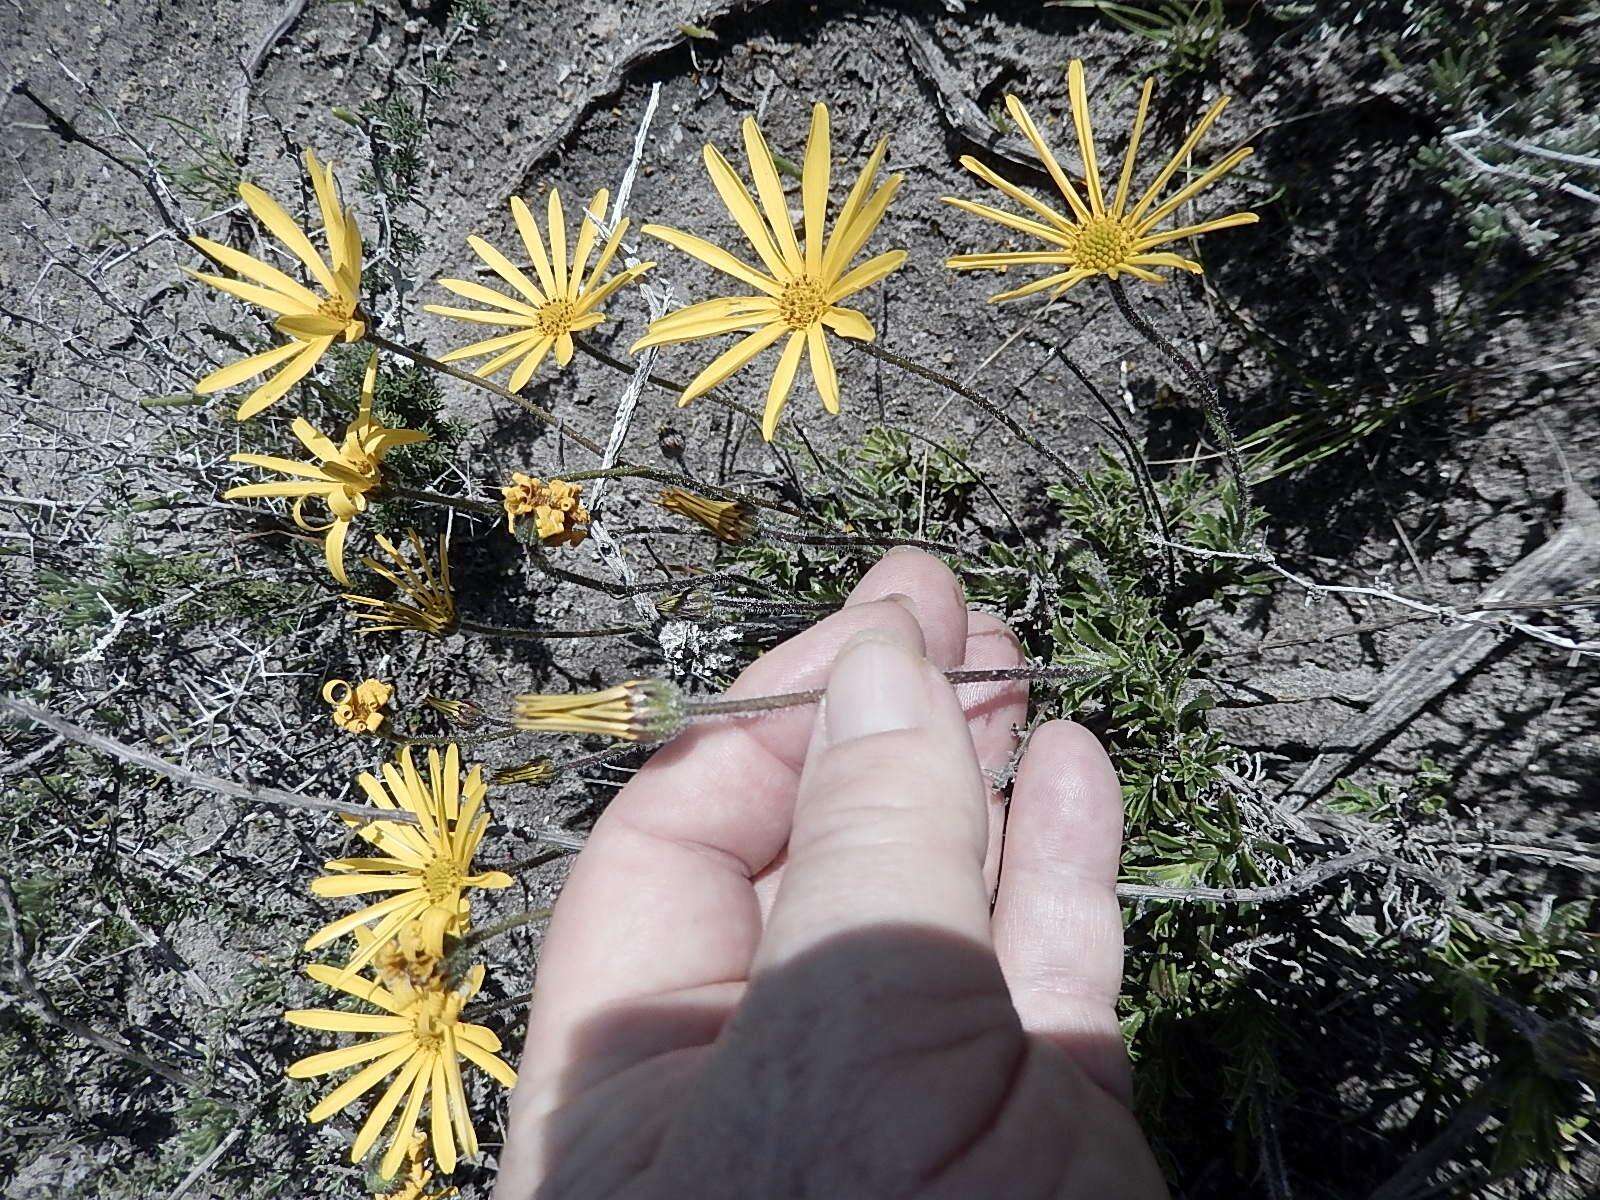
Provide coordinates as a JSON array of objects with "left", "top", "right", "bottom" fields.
[
  {"left": 285, "top": 956, "right": 516, "bottom": 1179},
  {"left": 424, "top": 187, "right": 653, "bottom": 391},
  {"left": 188, "top": 149, "right": 365, "bottom": 419},
  {"left": 306, "top": 744, "right": 512, "bottom": 977},
  {"left": 632, "top": 103, "right": 907, "bottom": 439},
  {"left": 222, "top": 352, "right": 427, "bottom": 583},
  {"left": 944, "top": 60, "right": 1257, "bottom": 302},
  {"left": 323, "top": 677, "right": 394, "bottom": 735},
  {"left": 344, "top": 530, "right": 459, "bottom": 638}
]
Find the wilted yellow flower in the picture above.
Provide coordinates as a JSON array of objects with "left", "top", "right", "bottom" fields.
[
  {"left": 373, "top": 923, "right": 444, "bottom": 992},
  {"left": 345, "top": 531, "right": 458, "bottom": 638},
  {"left": 511, "top": 680, "right": 683, "bottom": 742},
  {"left": 424, "top": 187, "right": 653, "bottom": 391},
  {"left": 945, "top": 60, "right": 1257, "bottom": 302},
  {"left": 223, "top": 352, "right": 426, "bottom": 583},
  {"left": 323, "top": 677, "right": 394, "bottom": 735},
  {"left": 501, "top": 473, "right": 589, "bottom": 546},
  {"left": 632, "top": 103, "right": 906, "bottom": 439},
  {"left": 305, "top": 744, "right": 512, "bottom": 977},
  {"left": 489, "top": 759, "right": 556, "bottom": 787},
  {"left": 187, "top": 149, "right": 365, "bottom": 419},
  {"left": 285, "top": 953, "right": 516, "bottom": 1179},
  {"left": 657, "top": 487, "right": 756, "bottom": 543}
]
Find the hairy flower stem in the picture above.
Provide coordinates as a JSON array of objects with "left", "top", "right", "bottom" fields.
[
  {"left": 384, "top": 483, "right": 499, "bottom": 517},
  {"left": 1105, "top": 278, "right": 1250, "bottom": 512},
  {"left": 367, "top": 329, "right": 607, "bottom": 455},
  {"left": 681, "top": 663, "right": 1098, "bottom": 719},
  {"left": 457, "top": 617, "right": 640, "bottom": 641},
  {"left": 852, "top": 341, "right": 1088, "bottom": 491},
  {"left": 443, "top": 907, "right": 552, "bottom": 977},
  {"left": 1053, "top": 350, "right": 1177, "bottom": 589}
]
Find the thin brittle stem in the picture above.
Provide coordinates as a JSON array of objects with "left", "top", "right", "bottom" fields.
[
  {"left": 457, "top": 616, "right": 641, "bottom": 641},
  {"left": 681, "top": 663, "right": 1097, "bottom": 718},
  {"left": 384, "top": 483, "right": 499, "bottom": 517},
  {"left": 1105, "top": 278, "right": 1250, "bottom": 513},
  {"left": 367, "top": 329, "right": 606, "bottom": 455},
  {"left": 852, "top": 341, "right": 1089, "bottom": 491}
]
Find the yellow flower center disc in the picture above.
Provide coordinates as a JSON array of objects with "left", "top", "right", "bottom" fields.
[
  {"left": 1072, "top": 218, "right": 1134, "bottom": 273},
  {"left": 318, "top": 295, "right": 355, "bottom": 323},
  {"left": 421, "top": 855, "right": 462, "bottom": 902},
  {"left": 777, "top": 277, "right": 827, "bottom": 331},
  {"left": 536, "top": 298, "right": 577, "bottom": 337}
]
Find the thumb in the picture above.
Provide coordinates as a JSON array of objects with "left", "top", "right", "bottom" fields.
[{"left": 754, "top": 625, "right": 995, "bottom": 971}]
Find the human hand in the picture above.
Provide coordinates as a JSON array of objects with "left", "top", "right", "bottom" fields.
[{"left": 495, "top": 550, "right": 1166, "bottom": 1199}]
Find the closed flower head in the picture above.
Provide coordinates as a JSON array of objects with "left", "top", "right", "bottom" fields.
[
  {"left": 657, "top": 487, "right": 756, "bottom": 543},
  {"left": 632, "top": 103, "right": 907, "bottom": 440},
  {"left": 188, "top": 149, "right": 365, "bottom": 419},
  {"left": 945, "top": 60, "right": 1257, "bottom": 302},
  {"left": 425, "top": 187, "right": 652, "bottom": 391},
  {"left": 511, "top": 679, "right": 683, "bottom": 742},
  {"left": 223, "top": 352, "right": 426, "bottom": 583}
]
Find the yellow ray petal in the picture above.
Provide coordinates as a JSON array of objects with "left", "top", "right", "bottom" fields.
[
  {"left": 571, "top": 264, "right": 651, "bottom": 318},
  {"left": 577, "top": 216, "right": 633, "bottom": 298},
  {"left": 946, "top": 251, "right": 1076, "bottom": 270},
  {"left": 941, "top": 196, "right": 1072, "bottom": 250},
  {"left": 633, "top": 310, "right": 773, "bottom": 349},
  {"left": 1005, "top": 95, "right": 1092, "bottom": 224},
  {"left": 678, "top": 320, "right": 787, "bottom": 404},
  {"left": 761, "top": 330, "right": 807, "bottom": 440},
  {"left": 352, "top": 1052, "right": 427, "bottom": 1164},
  {"left": 805, "top": 324, "right": 839, "bottom": 415},
  {"left": 239, "top": 181, "right": 338, "bottom": 294},
  {"left": 437, "top": 277, "right": 542, "bottom": 317},
  {"left": 1066, "top": 61, "right": 1105, "bottom": 216},
  {"left": 1112, "top": 79, "right": 1155, "bottom": 219},
  {"left": 291, "top": 417, "right": 340, "bottom": 462},
  {"left": 567, "top": 188, "right": 607, "bottom": 302},
  {"left": 425, "top": 304, "right": 540, "bottom": 329},
  {"left": 429, "top": 1052, "right": 456, "bottom": 1174},
  {"left": 508, "top": 339, "right": 552, "bottom": 391},
  {"left": 380, "top": 1056, "right": 434, "bottom": 1179},
  {"left": 455, "top": 1036, "right": 519, "bottom": 1087},
  {"left": 1132, "top": 210, "right": 1258, "bottom": 250},
  {"left": 284, "top": 1009, "right": 410, "bottom": 1034},
  {"left": 229, "top": 453, "right": 332, "bottom": 480},
  {"left": 236, "top": 339, "right": 331, "bottom": 420},
  {"left": 292, "top": 1032, "right": 411, "bottom": 1082},
  {"left": 703, "top": 143, "right": 789, "bottom": 279},
  {"left": 223, "top": 480, "right": 335, "bottom": 501},
  {"left": 1127, "top": 251, "right": 1203, "bottom": 274},
  {"left": 304, "top": 964, "right": 404, "bottom": 1013},
  {"left": 437, "top": 328, "right": 542, "bottom": 364},
  {"left": 188, "top": 269, "right": 316, "bottom": 318},
  {"left": 825, "top": 249, "right": 906, "bottom": 304},
  {"left": 306, "top": 1043, "right": 415, "bottom": 1121},
  {"left": 823, "top": 176, "right": 901, "bottom": 283},
  {"left": 547, "top": 189, "right": 568, "bottom": 299},
  {"left": 306, "top": 150, "right": 349, "bottom": 274},
  {"left": 510, "top": 196, "right": 559, "bottom": 296},
  {"left": 304, "top": 889, "right": 419, "bottom": 950},
  {"left": 742, "top": 117, "right": 803, "bottom": 270},
  {"left": 189, "top": 236, "right": 321, "bottom": 308},
  {"left": 1133, "top": 146, "right": 1254, "bottom": 236},
  {"left": 310, "top": 874, "right": 421, "bottom": 898},
  {"left": 801, "top": 102, "right": 830, "bottom": 276},
  {"left": 956, "top": 156, "right": 1075, "bottom": 234},
  {"left": 821, "top": 306, "right": 874, "bottom": 341},
  {"left": 1126, "top": 93, "right": 1231, "bottom": 225},
  {"left": 641, "top": 224, "right": 782, "bottom": 296},
  {"left": 195, "top": 341, "right": 305, "bottom": 394},
  {"left": 988, "top": 267, "right": 1093, "bottom": 304},
  {"left": 276, "top": 312, "right": 348, "bottom": 339},
  {"left": 468, "top": 234, "right": 547, "bottom": 308},
  {"left": 821, "top": 136, "right": 888, "bottom": 280}
]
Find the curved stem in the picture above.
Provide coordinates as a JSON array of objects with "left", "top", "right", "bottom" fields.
[
  {"left": 852, "top": 340, "right": 1088, "bottom": 491},
  {"left": 368, "top": 329, "right": 606, "bottom": 455},
  {"left": 1105, "top": 278, "right": 1250, "bottom": 512}
]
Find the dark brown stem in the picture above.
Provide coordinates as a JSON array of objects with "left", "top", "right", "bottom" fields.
[
  {"left": 1105, "top": 278, "right": 1250, "bottom": 512},
  {"left": 457, "top": 617, "right": 640, "bottom": 641},
  {"left": 852, "top": 341, "right": 1088, "bottom": 491},
  {"left": 384, "top": 483, "right": 499, "bottom": 517},
  {"left": 367, "top": 330, "right": 606, "bottom": 455}
]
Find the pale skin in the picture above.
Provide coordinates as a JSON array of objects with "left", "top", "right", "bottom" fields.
[{"left": 495, "top": 549, "right": 1167, "bottom": 1199}]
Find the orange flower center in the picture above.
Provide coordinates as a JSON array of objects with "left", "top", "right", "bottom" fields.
[
  {"left": 1072, "top": 218, "right": 1133, "bottom": 273},
  {"left": 778, "top": 277, "right": 827, "bottom": 330}
]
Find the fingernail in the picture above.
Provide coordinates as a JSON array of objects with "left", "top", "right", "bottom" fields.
[{"left": 825, "top": 630, "right": 929, "bottom": 744}]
